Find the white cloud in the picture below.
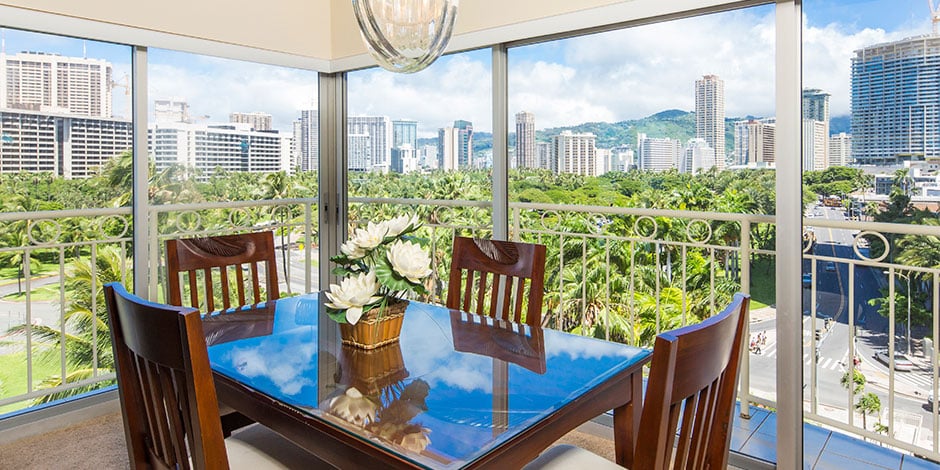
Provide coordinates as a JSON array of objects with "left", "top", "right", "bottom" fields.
[{"left": 139, "top": 4, "right": 933, "bottom": 134}]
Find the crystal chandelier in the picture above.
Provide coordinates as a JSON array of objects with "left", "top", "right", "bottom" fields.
[{"left": 351, "top": 0, "right": 459, "bottom": 74}]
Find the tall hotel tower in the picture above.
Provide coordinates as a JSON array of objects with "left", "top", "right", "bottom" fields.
[
  {"left": 852, "top": 34, "right": 940, "bottom": 164},
  {"left": 515, "top": 111, "right": 537, "bottom": 169},
  {"left": 695, "top": 75, "right": 725, "bottom": 170},
  {"left": 0, "top": 51, "right": 112, "bottom": 117}
]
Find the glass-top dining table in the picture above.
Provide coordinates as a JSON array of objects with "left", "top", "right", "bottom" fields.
[{"left": 202, "top": 293, "right": 652, "bottom": 469}]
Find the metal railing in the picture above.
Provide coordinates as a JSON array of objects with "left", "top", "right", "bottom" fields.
[{"left": 0, "top": 197, "right": 937, "bottom": 461}]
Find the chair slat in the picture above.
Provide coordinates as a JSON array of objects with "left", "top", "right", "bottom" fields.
[
  {"left": 446, "top": 237, "right": 547, "bottom": 327},
  {"left": 165, "top": 232, "right": 280, "bottom": 313}
]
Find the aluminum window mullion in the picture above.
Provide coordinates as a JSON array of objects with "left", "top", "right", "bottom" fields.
[{"left": 775, "top": 0, "right": 803, "bottom": 467}]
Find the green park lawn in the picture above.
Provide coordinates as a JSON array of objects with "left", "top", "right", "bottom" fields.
[{"left": 0, "top": 351, "right": 63, "bottom": 415}]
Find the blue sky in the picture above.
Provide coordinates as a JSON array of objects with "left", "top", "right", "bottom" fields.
[{"left": 1, "top": 0, "right": 936, "bottom": 134}]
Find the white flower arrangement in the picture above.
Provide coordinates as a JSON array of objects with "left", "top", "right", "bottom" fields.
[{"left": 324, "top": 214, "right": 432, "bottom": 325}]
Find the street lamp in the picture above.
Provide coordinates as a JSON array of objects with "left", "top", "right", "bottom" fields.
[{"left": 884, "top": 270, "right": 913, "bottom": 356}]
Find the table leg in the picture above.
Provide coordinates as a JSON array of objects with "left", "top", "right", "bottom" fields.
[{"left": 613, "top": 371, "right": 643, "bottom": 468}]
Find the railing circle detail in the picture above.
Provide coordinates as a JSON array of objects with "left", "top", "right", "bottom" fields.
[
  {"left": 853, "top": 230, "right": 889, "bottom": 262},
  {"left": 98, "top": 215, "right": 130, "bottom": 240},
  {"left": 686, "top": 219, "right": 713, "bottom": 244},
  {"left": 633, "top": 216, "right": 658, "bottom": 240},
  {"left": 27, "top": 219, "right": 62, "bottom": 246}
]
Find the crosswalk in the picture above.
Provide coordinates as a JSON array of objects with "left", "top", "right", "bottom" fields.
[
  {"left": 752, "top": 341, "right": 940, "bottom": 391},
  {"left": 751, "top": 342, "right": 846, "bottom": 372}
]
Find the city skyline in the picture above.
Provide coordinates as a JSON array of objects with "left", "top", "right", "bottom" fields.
[{"left": 0, "top": 1, "right": 924, "bottom": 138}]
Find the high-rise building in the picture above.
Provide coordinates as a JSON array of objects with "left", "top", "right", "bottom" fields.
[
  {"left": 682, "top": 138, "right": 716, "bottom": 175},
  {"left": 154, "top": 99, "right": 190, "bottom": 123},
  {"left": 803, "top": 119, "right": 828, "bottom": 171},
  {"left": 695, "top": 75, "right": 725, "bottom": 170},
  {"left": 0, "top": 51, "right": 112, "bottom": 118},
  {"left": 537, "top": 142, "right": 553, "bottom": 171},
  {"left": 454, "top": 120, "right": 473, "bottom": 168},
  {"left": 852, "top": 35, "right": 940, "bottom": 164},
  {"left": 149, "top": 122, "right": 292, "bottom": 181},
  {"left": 515, "top": 111, "right": 537, "bottom": 169},
  {"left": 637, "top": 133, "right": 681, "bottom": 172},
  {"left": 348, "top": 116, "right": 392, "bottom": 171},
  {"left": 802, "top": 88, "right": 830, "bottom": 169},
  {"left": 391, "top": 144, "right": 419, "bottom": 174},
  {"left": 829, "top": 132, "right": 852, "bottom": 167},
  {"left": 230, "top": 112, "right": 272, "bottom": 131},
  {"left": 392, "top": 119, "right": 418, "bottom": 149},
  {"left": 552, "top": 131, "right": 596, "bottom": 175},
  {"left": 296, "top": 109, "right": 318, "bottom": 171},
  {"left": 0, "top": 109, "right": 132, "bottom": 178},
  {"left": 348, "top": 133, "right": 372, "bottom": 172},
  {"left": 733, "top": 118, "right": 775, "bottom": 165},
  {"left": 802, "top": 89, "right": 830, "bottom": 123},
  {"left": 438, "top": 127, "right": 460, "bottom": 171}
]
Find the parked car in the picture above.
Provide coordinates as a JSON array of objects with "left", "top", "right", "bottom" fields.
[
  {"left": 825, "top": 261, "right": 836, "bottom": 272},
  {"left": 874, "top": 351, "right": 915, "bottom": 372}
]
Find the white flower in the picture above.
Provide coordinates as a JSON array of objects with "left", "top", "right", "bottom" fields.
[
  {"left": 387, "top": 240, "right": 432, "bottom": 284},
  {"left": 383, "top": 214, "right": 420, "bottom": 237},
  {"left": 324, "top": 271, "right": 381, "bottom": 324},
  {"left": 350, "top": 221, "right": 388, "bottom": 250},
  {"left": 398, "top": 428, "right": 431, "bottom": 453},
  {"left": 328, "top": 387, "right": 377, "bottom": 427},
  {"left": 340, "top": 239, "right": 366, "bottom": 259}
]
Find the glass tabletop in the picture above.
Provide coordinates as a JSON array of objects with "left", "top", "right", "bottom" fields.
[{"left": 204, "top": 293, "right": 650, "bottom": 469}]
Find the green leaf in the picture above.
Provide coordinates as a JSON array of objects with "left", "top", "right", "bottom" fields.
[{"left": 373, "top": 258, "right": 418, "bottom": 292}]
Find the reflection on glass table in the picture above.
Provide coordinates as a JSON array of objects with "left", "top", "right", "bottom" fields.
[{"left": 204, "top": 293, "right": 651, "bottom": 469}]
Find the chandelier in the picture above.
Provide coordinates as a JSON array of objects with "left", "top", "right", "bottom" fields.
[{"left": 351, "top": 0, "right": 459, "bottom": 74}]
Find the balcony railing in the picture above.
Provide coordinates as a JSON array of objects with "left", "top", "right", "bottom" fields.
[{"left": 0, "top": 197, "right": 937, "bottom": 462}]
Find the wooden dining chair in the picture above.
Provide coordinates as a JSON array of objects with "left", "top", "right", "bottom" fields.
[
  {"left": 446, "top": 236, "right": 547, "bottom": 327},
  {"left": 525, "top": 293, "right": 750, "bottom": 470},
  {"left": 166, "top": 231, "right": 280, "bottom": 312},
  {"left": 104, "top": 282, "right": 316, "bottom": 469}
]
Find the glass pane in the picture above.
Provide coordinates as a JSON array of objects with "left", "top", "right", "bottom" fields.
[
  {"left": 0, "top": 28, "right": 132, "bottom": 414},
  {"left": 346, "top": 49, "right": 493, "bottom": 305},
  {"left": 508, "top": 5, "right": 776, "bottom": 404},
  {"left": 803, "top": 0, "right": 940, "bottom": 461},
  {"left": 148, "top": 50, "right": 319, "bottom": 302}
]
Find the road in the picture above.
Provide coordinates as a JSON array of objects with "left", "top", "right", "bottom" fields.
[{"left": 747, "top": 203, "right": 934, "bottom": 445}]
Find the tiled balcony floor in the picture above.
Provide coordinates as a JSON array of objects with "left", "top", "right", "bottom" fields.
[{"left": 731, "top": 404, "right": 940, "bottom": 469}]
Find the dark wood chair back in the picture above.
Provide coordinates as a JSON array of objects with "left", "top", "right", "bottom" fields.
[
  {"left": 166, "top": 231, "right": 279, "bottom": 312},
  {"left": 446, "top": 236, "right": 547, "bottom": 327},
  {"left": 104, "top": 282, "right": 229, "bottom": 469},
  {"left": 634, "top": 293, "right": 750, "bottom": 470}
]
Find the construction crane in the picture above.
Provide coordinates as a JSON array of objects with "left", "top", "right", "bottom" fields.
[
  {"left": 109, "top": 73, "right": 131, "bottom": 119},
  {"left": 931, "top": 0, "right": 940, "bottom": 35}
]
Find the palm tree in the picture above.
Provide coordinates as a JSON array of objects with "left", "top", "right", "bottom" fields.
[
  {"left": 856, "top": 392, "right": 881, "bottom": 432},
  {"left": 840, "top": 369, "right": 866, "bottom": 394},
  {"left": 5, "top": 245, "right": 129, "bottom": 403}
]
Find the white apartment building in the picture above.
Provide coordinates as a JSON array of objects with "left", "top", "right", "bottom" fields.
[
  {"left": 552, "top": 131, "right": 596, "bottom": 176},
  {"left": 230, "top": 112, "right": 273, "bottom": 131},
  {"left": 348, "top": 133, "right": 372, "bottom": 172},
  {"left": 829, "top": 132, "right": 851, "bottom": 167},
  {"left": 348, "top": 116, "right": 392, "bottom": 171},
  {"left": 391, "top": 144, "right": 419, "bottom": 174},
  {"left": 695, "top": 75, "right": 725, "bottom": 170},
  {"left": 682, "top": 138, "right": 716, "bottom": 175},
  {"left": 515, "top": 111, "right": 537, "bottom": 169},
  {"left": 149, "top": 122, "right": 292, "bottom": 181},
  {"left": 438, "top": 127, "right": 460, "bottom": 171},
  {"left": 733, "top": 118, "right": 776, "bottom": 165},
  {"left": 802, "top": 119, "right": 828, "bottom": 171},
  {"left": 0, "top": 51, "right": 112, "bottom": 118},
  {"left": 637, "top": 133, "right": 681, "bottom": 172},
  {"left": 296, "top": 109, "right": 318, "bottom": 172},
  {"left": 0, "top": 109, "right": 132, "bottom": 178}
]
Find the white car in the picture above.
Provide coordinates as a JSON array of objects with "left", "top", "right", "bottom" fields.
[{"left": 874, "top": 351, "right": 915, "bottom": 372}]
